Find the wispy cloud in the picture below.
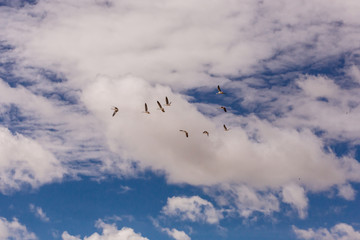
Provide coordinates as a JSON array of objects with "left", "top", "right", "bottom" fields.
[{"left": 29, "top": 204, "right": 50, "bottom": 222}]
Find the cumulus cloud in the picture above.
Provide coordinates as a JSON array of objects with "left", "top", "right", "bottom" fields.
[
  {"left": 29, "top": 204, "right": 50, "bottom": 222},
  {"left": 281, "top": 184, "right": 308, "bottom": 219},
  {"left": 162, "top": 196, "right": 223, "bottom": 224},
  {"left": 0, "top": 0, "right": 360, "bottom": 220},
  {"left": 0, "top": 126, "right": 65, "bottom": 194},
  {"left": 293, "top": 223, "right": 360, "bottom": 240},
  {"left": 0, "top": 217, "right": 37, "bottom": 240},
  {"left": 62, "top": 220, "right": 148, "bottom": 240}
]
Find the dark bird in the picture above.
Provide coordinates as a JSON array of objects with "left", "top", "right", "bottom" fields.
[
  {"left": 216, "top": 85, "right": 225, "bottom": 94},
  {"left": 179, "top": 130, "right": 189, "bottom": 138},
  {"left": 165, "top": 96, "right": 172, "bottom": 106},
  {"left": 111, "top": 106, "right": 118, "bottom": 117},
  {"left": 143, "top": 103, "right": 150, "bottom": 114},
  {"left": 219, "top": 106, "right": 227, "bottom": 112},
  {"left": 157, "top": 101, "right": 165, "bottom": 112},
  {"left": 203, "top": 131, "right": 209, "bottom": 136},
  {"left": 223, "top": 124, "right": 229, "bottom": 131}
]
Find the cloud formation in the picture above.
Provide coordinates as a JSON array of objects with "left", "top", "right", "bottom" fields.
[
  {"left": 162, "top": 196, "right": 223, "bottom": 224},
  {"left": 62, "top": 220, "right": 149, "bottom": 240},
  {"left": 0, "top": 217, "right": 37, "bottom": 240},
  {"left": 29, "top": 204, "right": 50, "bottom": 222},
  {"left": 0, "top": 0, "right": 360, "bottom": 221},
  {"left": 293, "top": 223, "right": 360, "bottom": 240}
]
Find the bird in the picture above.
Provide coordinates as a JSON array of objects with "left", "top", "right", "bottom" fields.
[
  {"left": 157, "top": 101, "right": 165, "bottom": 112},
  {"left": 216, "top": 85, "right": 225, "bottom": 94},
  {"left": 223, "top": 124, "right": 229, "bottom": 131},
  {"left": 143, "top": 103, "right": 150, "bottom": 114},
  {"left": 111, "top": 106, "right": 118, "bottom": 117},
  {"left": 219, "top": 106, "right": 227, "bottom": 112},
  {"left": 179, "top": 130, "right": 189, "bottom": 138},
  {"left": 203, "top": 131, "right": 209, "bottom": 136},
  {"left": 165, "top": 96, "right": 172, "bottom": 106}
]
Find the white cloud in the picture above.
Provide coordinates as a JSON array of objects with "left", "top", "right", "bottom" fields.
[
  {"left": 281, "top": 184, "right": 308, "bottom": 219},
  {"left": 0, "top": 217, "right": 37, "bottom": 240},
  {"left": 337, "top": 184, "right": 356, "bottom": 201},
  {"left": 293, "top": 223, "right": 360, "bottom": 240},
  {"left": 62, "top": 220, "right": 149, "bottom": 240},
  {"left": 0, "top": 0, "right": 360, "bottom": 220},
  {"left": 0, "top": 126, "right": 65, "bottom": 194},
  {"left": 162, "top": 228, "right": 191, "bottom": 240},
  {"left": 62, "top": 231, "right": 81, "bottom": 240},
  {"left": 29, "top": 204, "right": 50, "bottom": 222},
  {"left": 162, "top": 196, "right": 223, "bottom": 224}
]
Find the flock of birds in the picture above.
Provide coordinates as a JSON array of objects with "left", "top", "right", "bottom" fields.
[{"left": 111, "top": 85, "right": 229, "bottom": 138}]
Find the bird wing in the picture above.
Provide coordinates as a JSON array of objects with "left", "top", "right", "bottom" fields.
[
  {"left": 165, "top": 97, "right": 169, "bottom": 104},
  {"left": 157, "top": 101, "right": 162, "bottom": 108},
  {"left": 145, "top": 103, "right": 148, "bottom": 111},
  {"left": 223, "top": 107, "right": 227, "bottom": 112},
  {"left": 223, "top": 124, "right": 227, "bottom": 130},
  {"left": 217, "top": 85, "right": 221, "bottom": 91},
  {"left": 185, "top": 132, "right": 188, "bottom": 137}
]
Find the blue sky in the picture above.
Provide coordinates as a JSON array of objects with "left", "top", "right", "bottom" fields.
[{"left": 1, "top": 0, "right": 360, "bottom": 239}]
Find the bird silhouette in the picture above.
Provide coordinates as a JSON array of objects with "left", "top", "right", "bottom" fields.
[
  {"left": 111, "top": 106, "right": 118, "bottom": 117},
  {"left": 223, "top": 124, "right": 229, "bottom": 131},
  {"left": 203, "top": 131, "right": 209, "bottom": 136},
  {"left": 143, "top": 103, "right": 150, "bottom": 114},
  {"left": 216, "top": 85, "right": 225, "bottom": 94},
  {"left": 179, "top": 130, "right": 189, "bottom": 138},
  {"left": 157, "top": 101, "right": 165, "bottom": 112},
  {"left": 165, "top": 96, "right": 172, "bottom": 106},
  {"left": 219, "top": 106, "right": 227, "bottom": 112}
]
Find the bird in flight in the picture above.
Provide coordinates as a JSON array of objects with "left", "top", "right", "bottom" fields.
[
  {"left": 216, "top": 85, "right": 225, "bottom": 94},
  {"left": 179, "top": 130, "right": 189, "bottom": 138},
  {"left": 219, "top": 106, "right": 227, "bottom": 112},
  {"left": 157, "top": 101, "right": 165, "bottom": 112},
  {"left": 203, "top": 131, "right": 209, "bottom": 136},
  {"left": 143, "top": 103, "right": 150, "bottom": 114},
  {"left": 223, "top": 124, "right": 229, "bottom": 131},
  {"left": 111, "top": 106, "right": 118, "bottom": 117},
  {"left": 165, "top": 96, "right": 172, "bottom": 106}
]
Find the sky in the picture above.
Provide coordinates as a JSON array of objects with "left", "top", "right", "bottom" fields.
[{"left": 0, "top": 0, "right": 360, "bottom": 239}]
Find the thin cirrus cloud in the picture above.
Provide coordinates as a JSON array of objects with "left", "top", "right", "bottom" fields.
[{"left": 0, "top": 0, "right": 359, "bottom": 223}]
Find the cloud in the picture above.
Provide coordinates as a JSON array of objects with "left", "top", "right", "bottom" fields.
[
  {"left": 0, "top": 217, "right": 37, "bottom": 240},
  {"left": 151, "top": 217, "right": 191, "bottom": 240},
  {"left": 29, "top": 204, "right": 50, "bottom": 222},
  {"left": 161, "top": 228, "right": 191, "bottom": 240},
  {"left": 281, "top": 184, "right": 308, "bottom": 219},
  {"left": 0, "top": 126, "right": 65, "bottom": 194},
  {"left": 0, "top": 0, "right": 360, "bottom": 220},
  {"left": 337, "top": 184, "right": 356, "bottom": 201},
  {"left": 62, "top": 220, "right": 149, "bottom": 240},
  {"left": 293, "top": 223, "right": 360, "bottom": 240},
  {"left": 162, "top": 196, "right": 223, "bottom": 224}
]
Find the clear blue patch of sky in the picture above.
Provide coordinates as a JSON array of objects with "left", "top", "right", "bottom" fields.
[{"left": 0, "top": 0, "right": 37, "bottom": 8}]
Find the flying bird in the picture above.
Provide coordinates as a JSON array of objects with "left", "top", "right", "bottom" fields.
[
  {"left": 219, "top": 106, "right": 227, "bottom": 112},
  {"left": 179, "top": 130, "right": 189, "bottom": 138},
  {"left": 216, "top": 85, "right": 225, "bottom": 94},
  {"left": 143, "top": 103, "right": 150, "bottom": 114},
  {"left": 165, "top": 96, "right": 172, "bottom": 106},
  {"left": 223, "top": 124, "right": 229, "bottom": 131},
  {"left": 203, "top": 131, "right": 209, "bottom": 136},
  {"left": 157, "top": 101, "right": 165, "bottom": 112},
  {"left": 111, "top": 106, "right": 118, "bottom": 117}
]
